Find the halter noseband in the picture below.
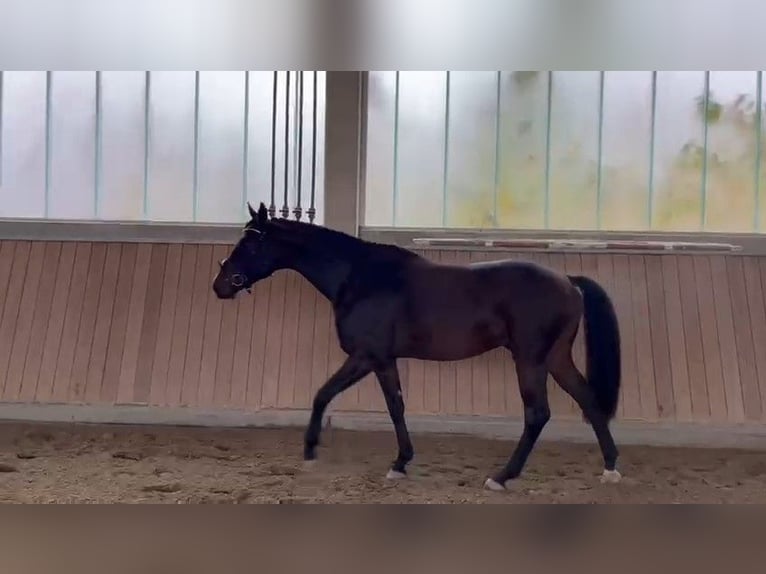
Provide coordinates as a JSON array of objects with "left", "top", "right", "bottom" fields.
[{"left": 219, "top": 258, "right": 251, "bottom": 293}]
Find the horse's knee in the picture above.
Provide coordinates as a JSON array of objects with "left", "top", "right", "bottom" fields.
[{"left": 524, "top": 404, "right": 551, "bottom": 431}]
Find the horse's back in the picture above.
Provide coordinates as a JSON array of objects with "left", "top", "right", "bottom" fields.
[{"left": 391, "top": 255, "right": 580, "bottom": 361}]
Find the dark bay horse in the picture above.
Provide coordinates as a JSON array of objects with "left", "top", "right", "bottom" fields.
[{"left": 213, "top": 202, "right": 622, "bottom": 490}]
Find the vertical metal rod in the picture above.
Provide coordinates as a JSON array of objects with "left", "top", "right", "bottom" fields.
[
  {"left": 269, "top": 71, "right": 278, "bottom": 218},
  {"left": 192, "top": 71, "right": 200, "bottom": 222},
  {"left": 291, "top": 71, "right": 299, "bottom": 218},
  {"left": 0, "top": 71, "right": 4, "bottom": 188},
  {"left": 242, "top": 71, "right": 250, "bottom": 217},
  {"left": 648, "top": 71, "right": 658, "bottom": 229},
  {"left": 44, "top": 71, "right": 52, "bottom": 218},
  {"left": 543, "top": 71, "right": 553, "bottom": 229},
  {"left": 596, "top": 71, "right": 605, "bottom": 230},
  {"left": 701, "top": 71, "right": 710, "bottom": 230},
  {"left": 308, "top": 71, "right": 317, "bottom": 224},
  {"left": 281, "top": 71, "right": 291, "bottom": 219},
  {"left": 392, "top": 71, "right": 400, "bottom": 226},
  {"left": 94, "top": 71, "right": 102, "bottom": 218},
  {"left": 142, "top": 71, "right": 151, "bottom": 220},
  {"left": 294, "top": 71, "right": 304, "bottom": 220},
  {"left": 755, "top": 71, "right": 763, "bottom": 232},
  {"left": 441, "top": 71, "right": 451, "bottom": 227},
  {"left": 492, "top": 71, "right": 502, "bottom": 228}
]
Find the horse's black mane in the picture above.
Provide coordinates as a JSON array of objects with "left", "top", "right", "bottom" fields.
[{"left": 267, "top": 218, "right": 418, "bottom": 264}]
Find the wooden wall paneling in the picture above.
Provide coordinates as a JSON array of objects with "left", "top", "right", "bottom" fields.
[
  {"left": 725, "top": 257, "right": 760, "bottom": 421},
  {"left": 746, "top": 258, "right": 766, "bottom": 418},
  {"left": 694, "top": 256, "right": 727, "bottom": 422},
  {"left": 228, "top": 278, "right": 256, "bottom": 408},
  {"left": 51, "top": 243, "right": 92, "bottom": 403},
  {"left": 149, "top": 243, "right": 182, "bottom": 406},
  {"left": 644, "top": 255, "right": 675, "bottom": 420},
  {"left": 183, "top": 245, "right": 213, "bottom": 406},
  {"left": 0, "top": 241, "right": 32, "bottom": 400},
  {"left": 709, "top": 255, "right": 745, "bottom": 423},
  {"left": 677, "top": 256, "right": 712, "bottom": 420},
  {"left": 213, "top": 268, "right": 242, "bottom": 408},
  {"left": 659, "top": 255, "right": 693, "bottom": 422},
  {"left": 35, "top": 243, "right": 77, "bottom": 403},
  {"left": 4, "top": 242, "right": 45, "bottom": 401},
  {"left": 84, "top": 243, "right": 123, "bottom": 404},
  {"left": 99, "top": 243, "right": 136, "bottom": 403},
  {"left": 245, "top": 274, "right": 271, "bottom": 409},
  {"left": 68, "top": 242, "right": 107, "bottom": 403},
  {"left": 116, "top": 244, "right": 153, "bottom": 404},
  {"left": 133, "top": 244, "right": 169, "bottom": 405},
  {"left": 0, "top": 239, "right": 764, "bottom": 431},
  {"left": 19, "top": 242, "right": 62, "bottom": 403},
  {"left": 0, "top": 242, "right": 15, "bottom": 312},
  {"left": 164, "top": 244, "right": 198, "bottom": 406},
  {"left": 261, "top": 269, "right": 288, "bottom": 408},
  {"left": 195, "top": 245, "right": 225, "bottom": 407}
]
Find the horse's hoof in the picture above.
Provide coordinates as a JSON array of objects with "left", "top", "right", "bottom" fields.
[
  {"left": 302, "top": 459, "right": 318, "bottom": 471},
  {"left": 484, "top": 478, "right": 506, "bottom": 491},
  {"left": 600, "top": 469, "right": 622, "bottom": 484},
  {"left": 386, "top": 469, "right": 407, "bottom": 480}
]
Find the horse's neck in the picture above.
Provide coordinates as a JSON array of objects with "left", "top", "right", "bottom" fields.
[{"left": 284, "top": 248, "right": 352, "bottom": 303}]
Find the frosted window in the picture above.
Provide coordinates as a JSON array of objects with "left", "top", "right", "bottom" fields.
[
  {"left": 705, "top": 71, "right": 759, "bottom": 232},
  {"left": 444, "top": 72, "right": 498, "bottom": 229},
  {"left": 395, "top": 71, "right": 447, "bottom": 227},
  {"left": 99, "top": 71, "right": 147, "bottom": 221},
  {"left": 0, "top": 72, "right": 46, "bottom": 218},
  {"left": 364, "top": 71, "right": 397, "bottom": 227},
  {"left": 548, "top": 71, "right": 601, "bottom": 230},
  {"left": 496, "top": 71, "right": 548, "bottom": 229},
  {"left": 146, "top": 72, "right": 196, "bottom": 222},
  {"left": 48, "top": 71, "right": 97, "bottom": 220},
  {"left": 600, "top": 72, "right": 654, "bottom": 231},
  {"left": 195, "top": 71, "right": 247, "bottom": 224}
]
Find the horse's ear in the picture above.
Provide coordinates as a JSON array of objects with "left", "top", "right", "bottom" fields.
[
  {"left": 247, "top": 202, "right": 258, "bottom": 221},
  {"left": 257, "top": 202, "right": 269, "bottom": 226}
]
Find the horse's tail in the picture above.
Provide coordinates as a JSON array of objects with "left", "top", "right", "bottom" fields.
[{"left": 567, "top": 275, "right": 621, "bottom": 420}]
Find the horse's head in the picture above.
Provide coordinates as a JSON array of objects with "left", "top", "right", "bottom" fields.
[{"left": 212, "top": 201, "right": 289, "bottom": 299}]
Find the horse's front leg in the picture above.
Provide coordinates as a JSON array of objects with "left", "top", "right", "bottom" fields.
[
  {"left": 304, "top": 356, "right": 371, "bottom": 462},
  {"left": 375, "top": 362, "right": 414, "bottom": 479}
]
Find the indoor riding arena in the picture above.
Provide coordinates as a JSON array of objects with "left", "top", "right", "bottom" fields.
[{"left": 1, "top": 71, "right": 766, "bottom": 503}]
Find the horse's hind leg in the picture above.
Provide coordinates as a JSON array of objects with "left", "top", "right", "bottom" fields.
[
  {"left": 548, "top": 345, "right": 620, "bottom": 483},
  {"left": 485, "top": 361, "right": 550, "bottom": 491}
]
